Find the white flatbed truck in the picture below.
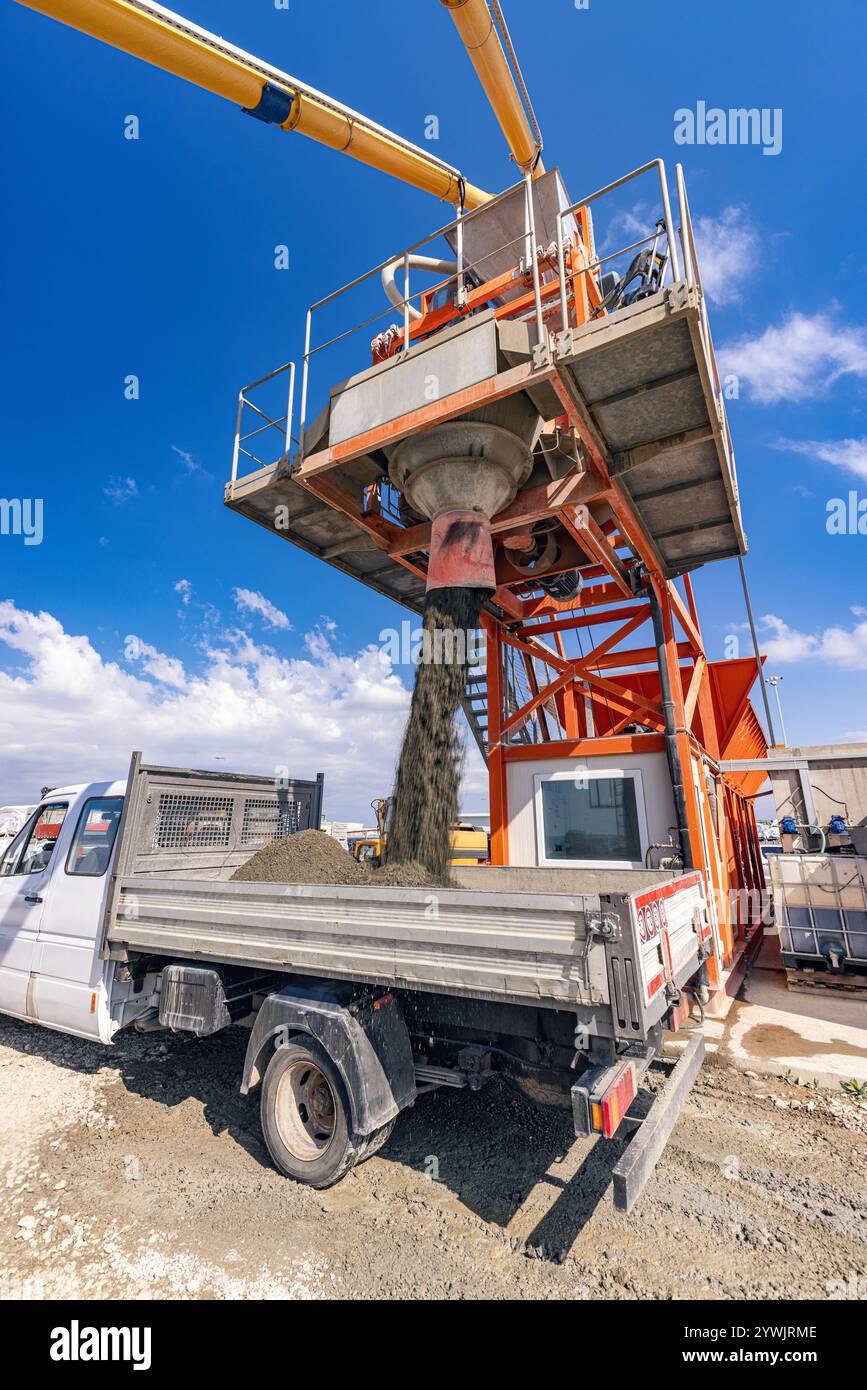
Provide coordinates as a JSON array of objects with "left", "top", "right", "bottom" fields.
[{"left": 0, "top": 754, "right": 709, "bottom": 1208}]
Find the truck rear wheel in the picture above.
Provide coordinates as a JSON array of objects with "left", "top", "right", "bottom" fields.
[{"left": 260, "top": 1037, "right": 392, "bottom": 1188}]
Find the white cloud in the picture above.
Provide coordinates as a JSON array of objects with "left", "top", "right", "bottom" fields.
[
  {"left": 171, "top": 445, "right": 211, "bottom": 479},
  {"left": 123, "top": 634, "right": 188, "bottom": 690},
  {"left": 0, "top": 600, "right": 422, "bottom": 818},
  {"left": 775, "top": 436, "right": 867, "bottom": 483},
  {"left": 693, "top": 206, "right": 759, "bottom": 305},
  {"left": 174, "top": 578, "right": 192, "bottom": 606},
  {"left": 761, "top": 613, "right": 867, "bottom": 670},
  {"left": 600, "top": 200, "right": 653, "bottom": 253},
  {"left": 103, "top": 476, "right": 138, "bottom": 505},
  {"left": 718, "top": 312, "right": 867, "bottom": 404},
  {"left": 233, "top": 587, "right": 292, "bottom": 631}
]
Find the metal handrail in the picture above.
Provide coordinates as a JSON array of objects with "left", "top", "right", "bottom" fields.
[
  {"left": 674, "top": 163, "right": 738, "bottom": 496},
  {"left": 555, "top": 158, "right": 681, "bottom": 330},
  {"left": 303, "top": 221, "right": 543, "bottom": 362},
  {"left": 295, "top": 154, "right": 736, "bottom": 519},
  {"left": 230, "top": 360, "right": 295, "bottom": 486},
  {"left": 299, "top": 175, "right": 546, "bottom": 449}
]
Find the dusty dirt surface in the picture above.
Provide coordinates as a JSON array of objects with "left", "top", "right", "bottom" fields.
[
  {"left": 2, "top": 1015, "right": 866, "bottom": 1301},
  {"left": 231, "top": 829, "right": 437, "bottom": 889}
]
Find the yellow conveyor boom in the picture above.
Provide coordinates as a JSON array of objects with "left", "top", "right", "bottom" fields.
[
  {"left": 15, "top": 0, "right": 491, "bottom": 209},
  {"left": 440, "top": 0, "right": 544, "bottom": 176}
]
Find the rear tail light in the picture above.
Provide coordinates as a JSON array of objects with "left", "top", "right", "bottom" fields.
[
  {"left": 596, "top": 1062, "right": 637, "bottom": 1139},
  {"left": 573, "top": 1058, "right": 637, "bottom": 1140}
]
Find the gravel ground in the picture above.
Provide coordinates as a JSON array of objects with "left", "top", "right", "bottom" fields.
[{"left": 2, "top": 1014, "right": 866, "bottom": 1301}]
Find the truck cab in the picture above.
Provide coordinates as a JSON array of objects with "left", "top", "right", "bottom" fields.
[{"left": 0, "top": 779, "right": 128, "bottom": 1041}]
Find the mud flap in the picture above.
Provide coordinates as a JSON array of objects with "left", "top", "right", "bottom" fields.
[{"left": 240, "top": 981, "right": 417, "bottom": 1136}]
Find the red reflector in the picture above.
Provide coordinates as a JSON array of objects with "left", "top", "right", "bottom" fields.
[{"left": 600, "top": 1062, "right": 637, "bottom": 1139}]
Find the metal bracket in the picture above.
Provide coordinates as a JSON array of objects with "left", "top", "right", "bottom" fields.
[
  {"left": 585, "top": 908, "right": 622, "bottom": 943},
  {"left": 554, "top": 327, "right": 575, "bottom": 359},
  {"left": 579, "top": 908, "right": 622, "bottom": 990},
  {"left": 457, "top": 1045, "right": 494, "bottom": 1091},
  {"left": 532, "top": 338, "right": 554, "bottom": 370},
  {"left": 691, "top": 905, "right": 713, "bottom": 962},
  {"left": 612, "top": 1032, "right": 705, "bottom": 1211},
  {"left": 242, "top": 82, "right": 296, "bottom": 126}
]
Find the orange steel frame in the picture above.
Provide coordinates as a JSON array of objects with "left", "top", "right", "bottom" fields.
[
  {"left": 373, "top": 225, "right": 600, "bottom": 364},
  {"left": 483, "top": 575, "right": 768, "bottom": 991},
  {"left": 291, "top": 223, "right": 767, "bottom": 993}
]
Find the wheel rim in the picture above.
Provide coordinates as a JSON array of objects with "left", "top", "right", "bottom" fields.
[{"left": 274, "top": 1060, "right": 337, "bottom": 1162}]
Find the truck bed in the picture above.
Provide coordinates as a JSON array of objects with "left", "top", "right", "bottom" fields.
[
  {"left": 103, "top": 760, "right": 705, "bottom": 1033},
  {"left": 106, "top": 875, "right": 613, "bottom": 1010}
]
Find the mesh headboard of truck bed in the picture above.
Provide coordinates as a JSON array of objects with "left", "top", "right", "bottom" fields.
[{"left": 116, "top": 754, "right": 325, "bottom": 880}]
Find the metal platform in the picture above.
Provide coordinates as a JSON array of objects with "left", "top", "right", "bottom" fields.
[
  {"left": 227, "top": 452, "right": 429, "bottom": 612},
  {"left": 557, "top": 281, "right": 744, "bottom": 572},
  {"left": 226, "top": 278, "right": 744, "bottom": 595}
]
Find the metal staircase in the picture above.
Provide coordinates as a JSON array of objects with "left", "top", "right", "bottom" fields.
[
  {"left": 461, "top": 649, "right": 538, "bottom": 762},
  {"left": 461, "top": 666, "right": 490, "bottom": 760}
]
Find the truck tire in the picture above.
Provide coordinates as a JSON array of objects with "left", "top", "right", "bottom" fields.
[{"left": 260, "top": 1037, "right": 392, "bottom": 1188}]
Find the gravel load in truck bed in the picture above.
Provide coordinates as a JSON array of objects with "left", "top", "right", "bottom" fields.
[{"left": 230, "top": 829, "right": 439, "bottom": 889}]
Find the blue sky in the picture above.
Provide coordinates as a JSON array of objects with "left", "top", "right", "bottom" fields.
[{"left": 2, "top": 0, "right": 866, "bottom": 817}]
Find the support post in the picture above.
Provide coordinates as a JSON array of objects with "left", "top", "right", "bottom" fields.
[
  {"left": 738, "top": 554, "right": 777, "bottom": 746},
  {"left": 484, "top": 618, "right": 509, "bottom": 865}
]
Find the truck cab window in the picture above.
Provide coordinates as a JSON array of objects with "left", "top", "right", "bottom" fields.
[
  {"left": 66, "top": 797, "right": 124, "bottom": 877},
  {"left": 0, "top": 802, "right": 68, "bottom": 876}
]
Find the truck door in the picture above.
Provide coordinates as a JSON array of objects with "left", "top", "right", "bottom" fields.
[
  {"left": 34, "top": 793, "right": 124, "bottom": 1040},
  {"left": 0, "top": 801, "right": 70, "bottom": 1021}
]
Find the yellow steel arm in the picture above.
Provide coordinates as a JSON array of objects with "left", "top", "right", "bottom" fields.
[
  {"left": 15, "top": 0, "right": 491, "bottom": 208},
  {"left": 440, "top": 0, "right": 543, "bottom": 175}
]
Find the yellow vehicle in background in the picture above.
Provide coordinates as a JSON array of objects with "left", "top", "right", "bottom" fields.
[{"left": 351, "top": 800, "right": 488, "bottom": 867}]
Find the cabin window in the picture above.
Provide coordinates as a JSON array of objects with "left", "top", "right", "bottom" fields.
[
  {"left": 0, "top": 802, "right": 69, "bottom": 876},
  {"left": 66, "top": 796, "right": 124, "bottom": 877},
  {"left": 535, "top": 771, "right": 646, "bottom": 868}
]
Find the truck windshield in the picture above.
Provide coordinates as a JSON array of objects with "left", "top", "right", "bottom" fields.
[{"left": 66, "top": 796, "right": 124, "bottom": 876}]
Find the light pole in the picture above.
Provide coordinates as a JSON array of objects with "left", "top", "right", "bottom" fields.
[{"left": 766, "top": 675, "right": 788, "bottom": 747}]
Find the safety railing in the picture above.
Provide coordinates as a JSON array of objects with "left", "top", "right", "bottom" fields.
[
  {"left": 297, "top": 169, "right": 549, "bottom": 453},
  {"left": 230, "top": 360, "right": 296, "bottom": 487},
  {"left": 239, "top": 158, "right": 736, "bottom": 507},
  {"left": 552, "top": 157, "right": 737, "bottom": 496},
  {"left": 554, "top": 158, "right": 680, "bottom": 325},
  {"left": 674, "top": 162, "right": 738, "bottom": 499}
]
